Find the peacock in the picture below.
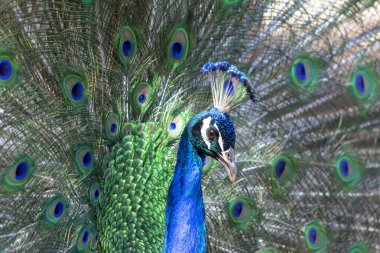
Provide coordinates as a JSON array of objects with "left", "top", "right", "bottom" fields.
[{"left": 0, "top": 0, "right": 380, "bottom": 252}]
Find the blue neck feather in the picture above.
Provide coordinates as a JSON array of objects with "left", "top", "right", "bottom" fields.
[{"left": 163, "top": 125, "right": 206, "bottom": 253}]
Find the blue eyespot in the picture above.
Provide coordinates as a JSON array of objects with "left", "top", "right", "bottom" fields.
[
  {"left": 350, "top": 67, "right": 378, "bottom": 102},
  {"left": 171, "top": 42, "right": 184, "bottom": 60},
  {"left": 355, "top": 74, "right": 365, "bottom": 94},
  {"left": 335, "top": 155, "right": 363, "bottom": 187},
  {"left": 0, "top": 59, "right": 12, "bottom": 80},
  {"left": 61, "top": 73, "right": 87, "bottom": 107},
  {"left": 132, "top": 82, "right": 152, "bottom": 114},
  {"left": 223, "top": 79, "right": 235, "bottom": 96},
  {"left": 44, "top": 197, "right": 68, "bottom": 224},
  {"left": 290, "top": 57, "right": 325, "bottom": 88},
  {"left": 169, "top": 122, "right": 177, "bottom": 131},
  {"left": 75, "top": 145, "right": 94, "bottom": 173},
  {"left": 54, "top": 201, "right": 64, "bottom": 218},
  {"left": 295, "top": 62, "right": 306, "bottom": 81},
  {"left": 71, "top": 82, "right": 84, "bottom": 101},
  {"left": 138, "top": 93, "right": 146, "bottom": 104},
  {"left": 227, "top": 198, "right": 255, "bottom": 229},
  {"left": 233, "top": 202, "right": 243, "bottom": 218},
  {"left": 167, "top": 28, "right": 189, "bottom": 65},
  {"left": 76, "top": 226, "right": 92, "bottom": 251},
  {"left": 309, "top": 228, "right": 317, "bottom": 244},
  {"left": 116, "top": 26, "right": 138, "bottom": 65},
  {"left": 0, "top": 54, "right": 18, "bottom": 88},
  {"left": 15, "top": 162, "right": 28, "bottom": 181},
  {"left": 104, "top": 112, "right": 120, "bottom": 141},
  {"left": 4, "top": 156, "right": 35, "bottom": 191},
  {"left": 94, "top": 189, "right": 99, "bottom": 199},
  {"left": 82, "top": 152, "right": 92, "bottom": 167},
  {"left": 305, "top": 221, "right": 329, "bottom": 251},
  {"left": 122, "top": 40, "right": 134, "bottom": 57},
  {"left": 271, "top": 155, "right": 297, "bottom": 187},
  {"left": 110, "top": 123, "right": 117, "bottom": 134},
  {"left": 89, "top": 182, "right": 101, "bottom": 204},
  {"left": 339, "top": 160, "right": 349, "bottom": 177},
  {"left": 275, "top": 160, "right": 286, "bottom": 178},
  {"left": 167, "top": 111, "right": 189, "bottom": 140},
  {"left": 82, "top": 230, "right": 89, "bottom": 243}
]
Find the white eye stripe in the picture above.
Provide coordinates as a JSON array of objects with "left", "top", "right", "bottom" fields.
[
  {"left": 201, "top": 117, "right": 212, "bottom": 149},
  {"left": 201, "top": 117, "right": 224, "bottom": 151},
  {"left": 214, "top": 123, "right": 224, "bottom": 152}
]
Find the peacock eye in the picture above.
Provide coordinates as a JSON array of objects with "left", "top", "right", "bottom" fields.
[{"left": 206, "top": 128, "right": 216, "bottom": 140}]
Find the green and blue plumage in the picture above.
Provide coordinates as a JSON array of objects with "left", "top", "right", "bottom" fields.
[
  {"left": 164, "top": 119, "right": 208, "bottom": 253},
  {"left": 164, "top": 108, "right": 237, "bottom": 253},
  {"left": 0, "top": 0, "right": 380, "bottom": 253}
]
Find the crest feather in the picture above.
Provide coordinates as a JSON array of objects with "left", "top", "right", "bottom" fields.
[{"left": 202, "top": 61, "right": 256, "bottom": 112}]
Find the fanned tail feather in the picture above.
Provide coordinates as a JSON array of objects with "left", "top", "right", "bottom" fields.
[{"left": 0, "top": 0, "right": 379, "bottom": 252}]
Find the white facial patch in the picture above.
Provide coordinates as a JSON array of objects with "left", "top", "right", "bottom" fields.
[
  {"left": 214, "top": 123, "right": 224, "bottom": 152},
  {"left": 201, "top": 117, "right": 212, "bottom": 149}
]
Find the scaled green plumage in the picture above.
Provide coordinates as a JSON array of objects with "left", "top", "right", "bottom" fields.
[{"left": 100, "top": 122, "right": 175, "bottom": 252}]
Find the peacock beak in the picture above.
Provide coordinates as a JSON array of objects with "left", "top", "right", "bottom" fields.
[{"left": 216, "top": 147, "right": 237, "bottom": 182}]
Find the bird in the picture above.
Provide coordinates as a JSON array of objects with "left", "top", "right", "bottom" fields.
[
  {"left": 0, "top": 0, "right": 380, "bottom": 253},
  {"left": 163, "top": 62, "right": 252, "bottom": 253}
]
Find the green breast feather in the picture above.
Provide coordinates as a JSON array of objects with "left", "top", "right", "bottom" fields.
[{"left": 100, "top": 122, "right": 174, "bottom": 252}]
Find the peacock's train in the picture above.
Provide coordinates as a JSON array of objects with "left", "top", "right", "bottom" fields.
[{"left": 0, "top": 0, "right": 379, "bottom": 252}]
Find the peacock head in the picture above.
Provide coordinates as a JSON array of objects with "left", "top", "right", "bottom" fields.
[
  {"left": 184, "top": 61, "right": 256, "bottom": 182},
  {"left": 187, "top": 107, "right": 237, "bottom": 182}
]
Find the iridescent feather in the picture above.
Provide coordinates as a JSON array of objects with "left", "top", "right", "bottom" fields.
[{"left": 0, "top": 0, "right": 379, "bottom": 253}]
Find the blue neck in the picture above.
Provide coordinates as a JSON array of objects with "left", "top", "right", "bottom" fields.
[{"left": 163, "top": 127, "right": 206, "bottom": 253}]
